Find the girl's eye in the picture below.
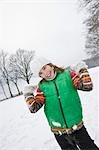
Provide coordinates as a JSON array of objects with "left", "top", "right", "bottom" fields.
[{"left": 42, "top": 66, "right": 46, "bottom": 70}]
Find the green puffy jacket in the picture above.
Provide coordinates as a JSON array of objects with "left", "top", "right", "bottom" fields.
[{"left": 39, "top": 70, "right": 83, "bottom": 128}]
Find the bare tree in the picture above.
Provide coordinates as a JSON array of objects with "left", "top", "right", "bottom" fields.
[
  {"left": 0, "top": 50, "right": 13, "bottom": 97},
  {"left": 7, "top": 63, "right": 21, "bottom": 95},
  {"left": 0, "top": 76, "right": 8, "bottom": 99},
  {"left": 9, "top": 49, "right": 35, "bottom": 84}
]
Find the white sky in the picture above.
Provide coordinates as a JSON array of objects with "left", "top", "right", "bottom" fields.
[{"left": 0, "top": 0, "right": 87, "bottom": 66}]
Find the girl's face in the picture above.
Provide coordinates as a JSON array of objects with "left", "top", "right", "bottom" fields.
[{"left": 39, "top": 64, "right": 55, "bottom": 80}]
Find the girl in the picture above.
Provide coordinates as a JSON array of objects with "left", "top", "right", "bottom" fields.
[{"left": 23, "top": 57, "right": 99, "bottom": 150}]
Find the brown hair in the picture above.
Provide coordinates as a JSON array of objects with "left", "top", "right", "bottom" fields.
[
  {"left": 48, "top": 63, "right": 65, "bottom": 72},
  {"left": 39, "top": 63, "right": 65, "bottom": 83}
]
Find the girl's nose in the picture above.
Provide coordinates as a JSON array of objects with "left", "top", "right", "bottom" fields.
[{"left": 46, "top": 71, "right": 51, "bottom": 77}]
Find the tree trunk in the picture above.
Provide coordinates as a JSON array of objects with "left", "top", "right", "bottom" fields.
[
  {"left": 26, "top": 77, "right": 30, "bottom": 84},
  {"left": 14, "top": 82, "right": 21, "bottom": 95},
  {"left": 7, "top": 80, "right": 13, "bottom": 97}
]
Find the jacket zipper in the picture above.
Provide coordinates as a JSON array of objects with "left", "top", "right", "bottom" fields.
[{"left": 54, "top": 81, "right": 68, "bottom": 127}]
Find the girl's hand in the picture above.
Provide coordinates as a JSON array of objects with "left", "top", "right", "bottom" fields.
[
  {"left": 23, "top": 84, "right": 37, "bottom": 100},
  {"left": 70, "top": 61, "right": 88, "bottom": 74}
]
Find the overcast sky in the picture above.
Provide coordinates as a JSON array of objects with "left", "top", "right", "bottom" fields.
[{"left": 0, "top": 0, "right": 87, "bottom": 66}]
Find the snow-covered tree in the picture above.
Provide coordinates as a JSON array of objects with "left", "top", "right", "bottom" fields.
[
  {"left": 0, "top": 50, "right": 13, "bottom": 98},
  {"left": 79, "top": 0, "right": 99, "bottom": 57},
  {"left": 9, "top": 49, "right": 35, "bottom": 84},
  {"left": 7, "top": 61, "right": 21, "bottom": 96}
]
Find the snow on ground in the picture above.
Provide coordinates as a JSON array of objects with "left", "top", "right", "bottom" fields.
[
  {"left": 78, "top": 66, "right": 99, "bottom": 146},
  {"left": 0, "top": 66, "right": 99, "bottom": 150}
]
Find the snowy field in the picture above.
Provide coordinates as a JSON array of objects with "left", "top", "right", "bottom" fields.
[{"left": 0, "top": 66, "right": 99, "bottom": 150}]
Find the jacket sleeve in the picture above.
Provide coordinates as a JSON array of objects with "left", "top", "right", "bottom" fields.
[
  {"left": 70, "top": 68, "right": 93, "bottom": 91},
  {"left": 24, "top": 87, "right": 45, "bottom": 113}
]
